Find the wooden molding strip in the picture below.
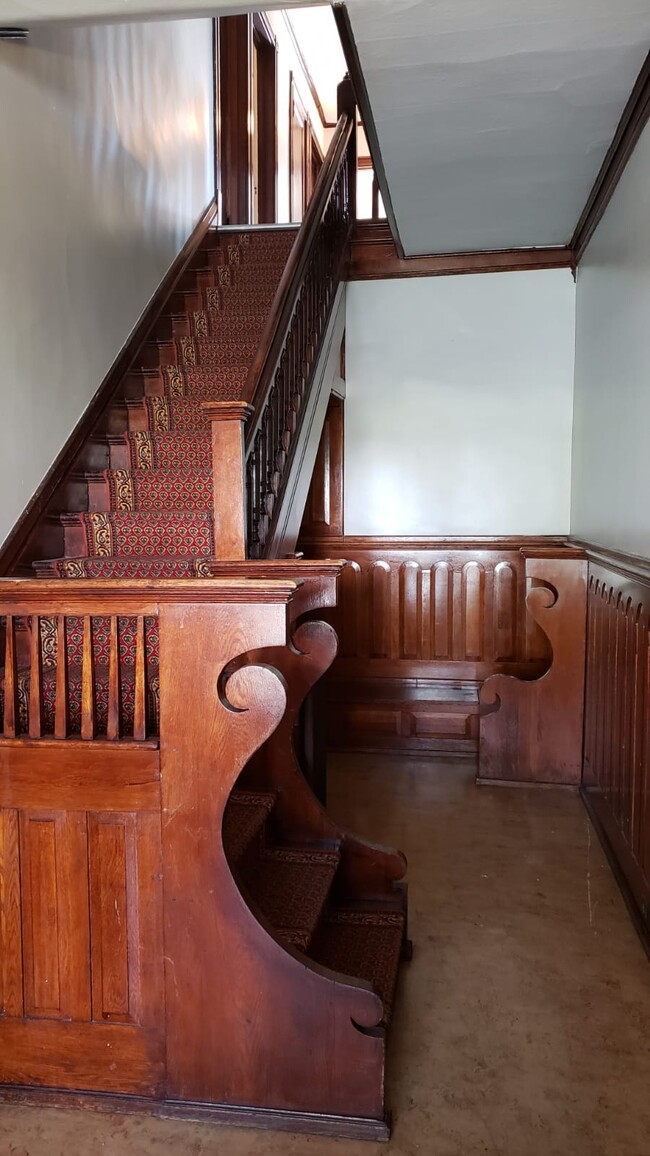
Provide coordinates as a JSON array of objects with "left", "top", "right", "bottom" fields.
[
  {"left": 0, "top": 197, "right": 217, "bottom": 577},
  {"left": 568, "top": 538, "right": 650, "bottom": 585},
  {"left": 301, "top": 534, "right": 570, "bottom": 552},
  {"left": 572, "top": 49, "right": 650, "bottom": 263},
  {"left": 349, "top": 222, "right": 575, "bottom": 279},
  {"left": 333, "top": 4, "right": 405, "bottom": 259}
]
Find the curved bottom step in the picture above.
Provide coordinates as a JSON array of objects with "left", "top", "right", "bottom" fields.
[{"left": 310, "top": 908, "right": 405, "bottom": 1025}]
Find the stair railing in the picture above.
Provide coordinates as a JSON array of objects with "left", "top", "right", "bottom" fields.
[{"left": 205, "top": 77, "right": 357, "bottom": 561}]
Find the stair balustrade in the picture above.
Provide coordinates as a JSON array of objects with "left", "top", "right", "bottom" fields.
[
  {"left": 0, "top": 76, "right": 409, "bottom": 1139},
  {"left": 240, "top": 82, "right": 356, "bottom": 559}
]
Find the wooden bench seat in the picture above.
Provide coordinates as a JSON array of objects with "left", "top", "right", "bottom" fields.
[{"left": 327, "top": 677, "right": 481, "bottom": 755}]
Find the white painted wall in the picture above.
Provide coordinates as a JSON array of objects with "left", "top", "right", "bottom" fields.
[
  {"left": 571, "top": 121, "right": 650, "bottom": 559},
  {"left": 345, "top": 270, "right": 576, "bottom": 535},
  {"left": 0, "top": 19, "right": 213, "bottom": 548}
]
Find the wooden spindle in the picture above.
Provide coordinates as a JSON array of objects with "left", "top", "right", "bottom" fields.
[
  {"left": 3, "top": 615, "right": 19, "bottom": 738},
  {"left": 133, "top": 616, "right": 147, "bottom": 741},
  {"left": 107, "top": 615, "right": 121, "bottom": 741},
  {"left": 81, "top": 615, "right": 96, "bottom": 740},
  {"left": 54, "top": 615, "right": 69, "bottom": 738},
  {"left": 28, "top": 614, "right": 44, "bottom": 739}
]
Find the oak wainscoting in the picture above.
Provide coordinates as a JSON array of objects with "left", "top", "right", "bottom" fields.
[
  {"left": 299, "top": 536, "right": 564, "bottom": 755},
  {"left": 580, "top": 546, "right": 650, "bottom": 940}
]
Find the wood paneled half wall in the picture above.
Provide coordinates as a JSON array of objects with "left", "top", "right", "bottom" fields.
[
  {"left": 580, "top": 546, "right": 650, "bottom": 940},
  {"left": 299, "top": 535, "right": 566, "bottom": 756}
]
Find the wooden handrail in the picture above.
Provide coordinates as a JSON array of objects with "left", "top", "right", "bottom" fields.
[
  {"left": 241, "top": 83, "right": 356, "bottom": 560},
  {"left": 244, "top": 111, "right": 354, "bottom": 422},
  {"left": 203, "top": 77, "right": 356, "bottom": 559}
]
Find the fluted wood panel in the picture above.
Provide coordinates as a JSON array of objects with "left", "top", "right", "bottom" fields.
[
  {"left": 300, "top": 537, "right": 556, "bottom": 753},
  {"left": 303, "top": 539, "right": 551, "bottom": 679},
  {"left": 583, "top": 559, "right": 650, "bottom": 931}
]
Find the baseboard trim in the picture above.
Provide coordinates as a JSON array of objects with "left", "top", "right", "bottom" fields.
[
  {"left": 0, "top": 196, "right": 217, "bottom": 576},
  {"left": 580, "top": 788, "right": 650, "bottom": 961},
  {"left": 476, "top": 777, "right": 578, "bottom": 791},
  {"left": 0, "top": 1085, "right": 391, "bottom": 1141}
]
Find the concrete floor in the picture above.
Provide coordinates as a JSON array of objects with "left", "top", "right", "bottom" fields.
[{"left": 2, "top": 754, "right": 649, "bottom": 1156}]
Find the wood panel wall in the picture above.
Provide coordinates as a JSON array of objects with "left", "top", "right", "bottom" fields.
[
  {"left": 300, "top": 536, "right": 558, "bottom": 754},
  {"left": 582, "top": 553, "right": 650, "bottom": 936},
  {"left": 0, "top": 748, "right": 164, "bottom": 1093}
]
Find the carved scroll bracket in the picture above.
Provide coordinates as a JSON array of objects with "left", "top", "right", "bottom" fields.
[{"left": 478, "top": 549, "right": 587, "bottom": 785}]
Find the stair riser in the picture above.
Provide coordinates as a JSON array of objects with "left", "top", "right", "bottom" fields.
[
  {"left": 86, "top": 475, "right": 109, "bottom": 512},
  {"left": 62, "top": 519, "right": 88, "bottom": 557}
]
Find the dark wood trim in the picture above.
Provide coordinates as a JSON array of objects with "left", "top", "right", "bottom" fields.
[
  {"left": 333, "top": 4, "right": 404, "bottom": 257},
  {"left": 349, "top": 222, "right": 575, "bottom": 280},
  {"left": 212, "top": 19, "right": 222, "bottom": 223},
  {"left": 301, "top": 534, "right": 569, "bottom": 552},
  {"left": 572, "top": 50, "right": 650, "bottom": 263},
  {"left": 358, "top": 156, "right": 373, "bottom": 171},
  {"left": 0, "top": 1085, "right": 390, "bottom": 1141},
  {"left": 581, "top": 789, "right": 650, "bottom": 959},
  {"left": 219, "top": 14, "right": 251, "bottom": 226},
  {"left": 0, "top": 197, "right": 217, "bottom": 577},
  {"left": 252, "top": 18, "right": 277, "bottom": 224},
  {"left": 568, "top": 538, "right": 650, "bottom": 584}
]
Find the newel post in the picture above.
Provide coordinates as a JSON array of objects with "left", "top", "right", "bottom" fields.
[
  {"left": 203, "top": 400, "right": 253, "bottom": 560},
  {"left": 337, "top": 74, "right": 357, "bottom": 222}
]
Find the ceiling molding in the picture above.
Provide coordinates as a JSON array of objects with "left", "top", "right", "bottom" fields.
[
  {"left": 333, "top": 3, "right": 405, "bottom": 260},
  {"left": 572, "top": 48, "right": 650, "bottom": 263},
  {"left": 349, "top": 223, "right": 575, "bottom": 280}
]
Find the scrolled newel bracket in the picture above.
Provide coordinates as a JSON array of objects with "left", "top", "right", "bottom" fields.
[
  {"left": 202, "top": 400, "right": 254, "bottom": 560},
  {"left": 478, "top": 547, "right": 588, "bottom": 785}
]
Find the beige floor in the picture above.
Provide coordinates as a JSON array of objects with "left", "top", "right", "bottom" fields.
[{"left": 2, "top": 754, "right": 649, "bottom": 1156}]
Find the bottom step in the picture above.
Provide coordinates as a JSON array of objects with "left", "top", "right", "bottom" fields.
[{"left": 310, "top": 909, "right": 405, "bottom": 1025}]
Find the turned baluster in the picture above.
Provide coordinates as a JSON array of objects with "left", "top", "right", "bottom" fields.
[{"left": 2, "top": 615, "right": 19, "bottom": 737}]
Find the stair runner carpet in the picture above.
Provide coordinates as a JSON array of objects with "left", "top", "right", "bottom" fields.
[
  {"left": 224, "top": 793, "right": 404, "bottom": 1022},
  {"left": 0, "top": 227, "right": 404, "bottom": 1030}
]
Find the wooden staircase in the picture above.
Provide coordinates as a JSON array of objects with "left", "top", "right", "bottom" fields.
[{"left": 0, "top": 90, "right": 409, "bottom": 1140}]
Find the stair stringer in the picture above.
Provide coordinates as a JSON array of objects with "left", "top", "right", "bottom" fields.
[{"left": 159, "top": 598, "right": 389, "bottom": 1133}]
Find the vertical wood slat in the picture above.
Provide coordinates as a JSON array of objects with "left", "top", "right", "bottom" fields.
[
  {"left": 133, "top": 616, "right": 147, "bottom": 742},
  {"left": 3, "top": 615, "right": 18, "bottom": 738},
  {"left": 0, "top": 809, "right": 24, "bottom": 1017},
  {"left": 107, "top": 616, "right": 121, "bottom": 742},
  {"left": 583, "top": 563, "right": 650, "bottom": 931},
  {"left": 29, "top": 614, "right": 44, "bottom": 739},
  {"left": 54, "top": 615, "right": 69, "bottom": 740},
  {"left": 81, "top": 615, "right": 96, "bottom": 741}
]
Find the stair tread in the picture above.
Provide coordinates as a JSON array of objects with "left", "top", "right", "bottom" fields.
[
  {"left": 241, "top": 845, "right": 340, "bottom": 951},
  {"left": 223, "top": 790, "right": 276, "bottom": 867},
  {"left": 310, "top": 908, "right": 405, "bottom": 1024},
  {"left": 64, "top": 511, "right": 214, "bottom": 559},
  {"left": 34, "top": 557, "right": 204, "bottom": 579}
]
